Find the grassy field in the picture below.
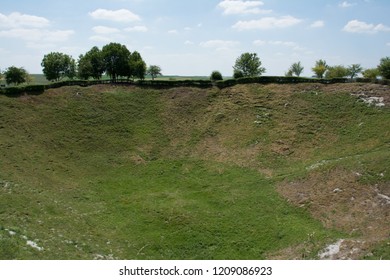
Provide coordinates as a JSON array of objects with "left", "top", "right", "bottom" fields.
[
  {"left": 0, "top": 83, "right": 389, "bottom": 259},
  {"left": 19, "top": 74, "right": 212, "bottom": 86}
]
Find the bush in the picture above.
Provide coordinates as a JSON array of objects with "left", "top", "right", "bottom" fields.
[
  {"left": 137, "top": 79, "right": 213, "bottom": 89},
  {"left": 215, "top": 79, "right": 237, "bottom": 89},
  {"left": 215, "top": 76, "right": 350, "bottom": 88},
  {"left": 210, "top": 71, "right": 223, "bottom": 81},
  {"left": 233, "top": 70, "right": 244, "bottom": 79},
  {"left": 1, "top": 84, "right": 45, "bottom": 96}
]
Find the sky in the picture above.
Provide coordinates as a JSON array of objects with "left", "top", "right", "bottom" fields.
[{"left": 0, "top": 0, "right": 389, "bottom": 76}]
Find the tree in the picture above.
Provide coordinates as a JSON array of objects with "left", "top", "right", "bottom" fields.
[
  {"left": 289, "top": 62, "right": 304, "bottom": 77},
  {"left": 378, "top": 57, "right": 390, "bottom": 79},
  {"left": 285, "top": 69, "right": 293, "bottom": 77},
  {"left": 4, "top": 66, "right": 29, "bottom": 85},
  {"left": 312, "top": 59, "right": 328, "bottom": 78},
  {"left": 210, "top": 71, "right": 223, "bottom": 81},
  {"left": 347, "top": 64, "right": 363, "bottom": 79},
  {"left": 147, "top": 65, "right": 162, "bottom": 80},
  {"left": 65, "top": 56, "right": 76, "bottom": 80},
  {"left": 233, "top": 52, "right": 265, "bottom": 77},
  {"left": 233, "top": 69, "right": 244, "bottom": 79},
  {"left": 77, "top": 54, "right": 93, "bottom": 80},
  {"left": 78, "top": 46, "right": 105, "bottom": 80},
  {"left": 41, "top": 52, "right": 76, "bottom": 81},
  {"left": 362, "top": 68, "right": 380, "bottom": 79},
  {"left": 325, "top": 65, "right": 349, "bottom": 79},
  {"left": 129, "top": 51, "right": 147, "bottom": 80},
  {"left": 102, "top": 42, "right": 131, "bottom": 82}
]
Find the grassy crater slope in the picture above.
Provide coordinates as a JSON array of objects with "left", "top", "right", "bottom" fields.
[{"left": 0, "top": 83, "right": 389, "bottom": 259}]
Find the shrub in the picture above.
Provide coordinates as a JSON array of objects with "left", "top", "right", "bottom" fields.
[
  {"left": 1, "top": 85, "right": 45, "bottom": 96},
  {"left": 233, "top": 70, "right": 244, "bottom": 79},
  {"left": 137, "top": 79, "right": 212, "bottom": 89},
  {"left": 215, "top": 79, "right": 237, "bottom": 89},
  {"left": 210, "top": 71, "right": 223, "bottom": 81}
]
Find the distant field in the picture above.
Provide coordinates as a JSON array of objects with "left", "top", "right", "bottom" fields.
[
  {"left": 24, "top": 74, "right": 212, "bottom": 85},
  {"left": 0, "top": 83, "right": 389, "bottom": 259},
  {"left": 1, "top": 74, "right": 213, "bottom": 87}
]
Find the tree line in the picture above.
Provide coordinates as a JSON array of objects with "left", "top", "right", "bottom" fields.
[
  {"left": 1, "top": 43, "right": 389, "bottom": 86},
  {"left": 210, "top": 53, "right": 390, "bottom": 82},
  {"left": 0, "top": 42, "right": 162, "bottom": 85}
]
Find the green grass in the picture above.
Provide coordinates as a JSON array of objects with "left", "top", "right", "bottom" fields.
[
  {"left": 91, "top": 160, "right": 337, "bottom": 259},
  {"left": 0, "top": 83, "right": 388, "bottom": 259}
]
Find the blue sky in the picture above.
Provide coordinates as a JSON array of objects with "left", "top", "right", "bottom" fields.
[{"left": 1, "top": 0, "right": 389, "bottom": 76}]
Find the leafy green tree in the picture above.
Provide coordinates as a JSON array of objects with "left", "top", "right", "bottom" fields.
[
  {"left": 285, "top": 69, "right": 293, "bottom": 77},
  {"left": 312, "top": 59, "right": 328, "bottom": 78},
  {"left": 65, "top": 56, "right": 76, "bottom": 80},
  {"left": 378, "top": 57, "right": 390, "bottom": 79},
  {"left": 78, "top": 46, "right": 105, "bottom": 80},
  {"left": 289, "top": 62, "right": 304, "bottom": 77},
  {"left": 102, "top": 42, "right": 131, "bottom": 82},
  {"left": 4, "top": 66, "right": 29, "bottom": 85},
  {"left": 362, "top": 68, "right": 380, "bottom": 79},
  {"left": 233, "top": 69, "right": 244, "bottom": 79},
  {"left": 325, "top": 65, "right": 349, "bottom": 79},
  {"left": 129, "top": 51, "right": 147, "bottom": 80},
  {"left": 88, "top": 47, "right": 105, "bottom": 80},
  {"left": 77, "top": 54, "right": 93, "bottom": 80},
  {"left": 147, "top": 65, "right": 162, "bottom": 80},
  {"left": 347, "top": 64, "right": 363, "bottom": 79},
  {"left": 210, "top": 71, "right": 223, "bottom": 81},
  {"left": 41, "top": 52, "right": 76, "bottom": 81},
  {"left": 233, "top": 53, "right": 265, "bottom": 77}
]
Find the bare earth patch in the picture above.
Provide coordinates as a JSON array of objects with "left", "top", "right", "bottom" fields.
[{"left": 276, "top": 168, "right": 390, "bottom": 259}]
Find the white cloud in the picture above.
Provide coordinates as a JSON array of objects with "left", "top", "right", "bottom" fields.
[
  {"left": 0, "top": 12, "right": 49, "bottom": 28},
  {"left": 200, "top": 40, "right": 239, "bottom": 51},
  {"left": 89, "top": 35, "right": 113, "bottom": 42},
  {"left": 124, "top": 25, "right": 148, "bottom": 32},
  {"left": 92, "top": 26, "right": 121, "bottom": 34},
  {"left": 253, "top": 40, "right": 266, "bottom": 46},
  {"left": 0, "top": 28, "right": 74, "bottom": 42},
  {"left": 254, "top": 40, "right": 306, "bottom": 51},
  {"left": 184, "top": 40, "right": 194, "bottom": 45},
  {"left": 343, "top": 20, "right": 390, "bottom": 33},
  {"left": 387, "top": 42, "right": 390, "bottom": 47},
  {"left": 0, "top": 12, "right": 74, "bottom": 45},
  {"left": 168, "top": 29, "right": 178, "bottom": 34},
  {"left": 233, "top": 16, "right": 302, "bottom": 30},
  {"left": 89, "top": 9, "right": 141, "bottom": 22},
  {"left": 26, "top": 42, "right": 56, "bottom": 50},
  {"left": 270, "top": 41, "right": 306, "bottom": 51},
  {"left": 339, "top": 1, "right": 356, "bottom": 8},
  {"left": 218, "top": 0, "right": 272, "bottom": 15},
  {"left": 310, "top": 20, "right": 324, "bottom": 28}
]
